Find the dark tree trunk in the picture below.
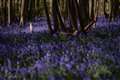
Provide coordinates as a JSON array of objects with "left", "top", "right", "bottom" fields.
[
  {"left": 110, "top": 0, "right": 119, "bottom": 21},
  {"left": 52, "top": 0, "right": 59, "bottom": 32},
  {"left": 78, "top": 0, "right": 91, "bottom": 32},
  {"left": 28, "top": 0, "right": 35, "bottom": 22},
  {"left": 68, "top": 0, "right": 78, "bottom": 31},
  {"left": 10, "top": 0, "right": 16, "bottom": 23},
  {"left": 3, "top": 0, "right": 7, "bottom": 26},
  {"left": 114, "top": 0, "right": 119, "bottom": 18},
  {"left": 20, "top": 0, "right": 29, "bottom": 26},
  {"left": 52, "top": 0, "right": 67, "bottom": 33},
  {"left": 44, "top": 0, "right": 53, "bottom": 33},
  {"left": 91, "top": 0, "right": 95, "bottom": 20},
  {"left": 23, "top": 0, "right": 29, "bottom": 22},
  {"left": 0, "top": 0, "right": 3, "bottom": 25},
  {"left": 56, "top": 0, "right": 67, "bottom": 32}
]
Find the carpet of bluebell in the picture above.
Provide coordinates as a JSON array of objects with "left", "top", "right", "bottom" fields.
[{"left": 0, "top": 17, "right": 120, "bottom": 80}]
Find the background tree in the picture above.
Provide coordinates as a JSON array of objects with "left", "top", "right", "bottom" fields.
[
  {"left": 2, "top": 0, "right": 7, "bottom": 26},
  {"left": 68, "top": 0, "right": 78, "bottom": 32},
  {"left": 110, "top": 0, "right": 120, "bottom": 20},
  {"left": 52, "top": 0, "right": 67, "bottom": 33},
  {"left": 0, "top": 0, "right": 119, "bottom": 33},
  {"left": 44, "top": 0, "right": 53, "bottom": 33},
  {"left": 20, "top": 0, "right": 29, "bottom": 26},
  {"left": 78, "top": 0, "right": 92, "bottom": 33}
]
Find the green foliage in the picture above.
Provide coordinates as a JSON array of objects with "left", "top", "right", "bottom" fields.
[
  {"left": 114, "top": 68, "right": 120, "bottom": 80},
  {"left": 110, "top": 66, "right": 120, "bottom": 80},
  {"left": 58, "top": 33, "right": 67, "bottom": 42},
  {"left": 65, "top": 72, "right": 73, "bottom": 80},
  {"left": 87, "top": 64, "right": 112, "bottom": 80}
]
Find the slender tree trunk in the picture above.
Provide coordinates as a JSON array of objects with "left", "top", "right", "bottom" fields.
[
  {"left": 28, "top": 0, "right": 35, "bottom": 22},
  {"left": 52, "top": 0, "right": 59, "bottom": 32},
  {"left": 91, "top": 0, "right": 95, "bottom": 20},
  {"left": 104, "top": 0, "right": 111, "bottom": 19},
  {"left": 3, "top": 0, "right": 7, "bottom": 26},
  {"left": 44, "top": 0, "right": 53, "bottom": 33},
  {"left": 1, "top": 0, "right": 4, "bottom": 25},
  {"left": 20, "top": 0, "right": 25, "bottom": 26},
  {"left": 56, "top": 0, "right": 67, "bottom": 32},
  {"left": 68, "top": 0, "right": 78, "bottom": 31},
  {"left": 109, "top": 0, "right": 119, "bottom": 21},
  {"left": 8, "top": 0, "right": 10, "bottom": 25},
  {"left": 11, "top": 0, "right": 16, "bottom": 23},
  {"left": 20, "top": 0, "right": 29, "bottom": 26},
  {"left": 114, "top": 0, "right": 119, "bottom": 18},
  {"left": 0, "top": 0, "right": 2, "bottom": 25},
  {"left": 52, "top": 0, "right": 67, "bottom": 33}
]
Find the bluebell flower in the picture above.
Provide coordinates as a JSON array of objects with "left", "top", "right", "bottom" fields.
[
  {"left": 19, "top": 67, "right": 28, "bottom": 75},
  {"left": 65, "top": 63, "right": 72, "bottom": 70},
  {"left": 83, "top": 76, "right": 91, "bottom": 80}
]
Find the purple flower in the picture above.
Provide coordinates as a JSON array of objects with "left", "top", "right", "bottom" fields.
[
  {"left": 19, "top": 67, "right": 28, "bottom": 75},
  {"left": 79, "top": 63, "right": 87, "bottom": 72},
  {"left": 83, "top": 76, "right": 91, "bottom": 80},
  {"left": 65, "top": 63, "right": 72, "bottom": 70},
  {"left": 33, "top": 60, "right": 47, "bottom": 72}
]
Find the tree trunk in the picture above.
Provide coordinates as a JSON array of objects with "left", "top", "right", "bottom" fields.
[
  {"left": 8, "top": 0, "right": 10, "bottom": 25},
  {"left": 56, "top": 0, "right": 67, "bottom": 32},
  {"left": 44, "top": 0, "right": 53, "bottom": 33},
  {"left": 78, "top": 0, "right": 91, "bottom": 32},
  {"left": 52, "top": 0, "right": 59, "bottom": 32},
  {"left": 20, "top": 0, "right": 25, "bottom": 26},
  {"left": 3, "top": 0, "right": 7, "bottom": 26},
  {"left": 0, "top": 0, "right": 2, "bottom": 25},
  {"left": 20, "top": 0, "right": 29, "bottom": 26},
  {"left": 28, "top": 0, "right": 35, "bottom": 22},
  {"left": 91, "top": 0, "right": 95, "bottom": 20},
  {"left": 68, "top": 0, "right": 78, "bottom": 31}
]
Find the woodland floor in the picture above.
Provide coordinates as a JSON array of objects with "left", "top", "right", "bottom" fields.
[{"left": 0, "top": 17, "right": 120, "bottom": 80}]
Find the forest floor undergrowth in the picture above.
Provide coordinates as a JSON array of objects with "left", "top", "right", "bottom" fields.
[{"left": 0, "top": 17, "right": 120, "bottom": 80}]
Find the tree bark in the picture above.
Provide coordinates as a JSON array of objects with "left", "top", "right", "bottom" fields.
[
  {"left": 20, "top": 0, "right": 29, "bottom": 26},
  {"left": 3, "top": 0, "right": 7, "bottom": 26},
  {"left": 8, "top": 0, "right": 10, "bottom": 25},
  {"left": 78, "top": 0, "right": 91, "bottom": 32},
  {"left": 20, "top": 0, "right": 25, "bottom": 26},
  {"left": 44, "top": 0, "right": 53, "bottom": 33},
  {"left": 68, "top": 0, "right": 78, "bottom": 31}
]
